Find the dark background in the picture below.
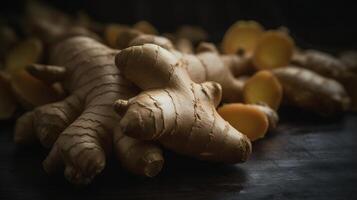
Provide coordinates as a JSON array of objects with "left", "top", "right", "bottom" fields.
[
  {"left": 1, "top": 1, "right": 357, "bottom": 200},
  {"left": 1, "top": 0, "right": 357, "bottom": 51}
]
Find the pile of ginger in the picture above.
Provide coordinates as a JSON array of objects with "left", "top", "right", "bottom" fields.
[{"left": 0, "top": 2, "right": 356, "bottom": 185}]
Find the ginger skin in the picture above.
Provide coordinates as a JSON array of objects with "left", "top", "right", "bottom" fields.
[
  {"left": 292, "top": 50, "right": 357, "bottom": 111},
  {"left": 115, "top": 44, "right": 252, "bottom": 163},
  {"left": 14, "top": 36, "right": 164, "bottom": 185},
  {"left": 129, "top": 35, "right": 250, "bottom": 103},
  {"left": 273, "top": 66, "right": 350, "bottom": 116}
]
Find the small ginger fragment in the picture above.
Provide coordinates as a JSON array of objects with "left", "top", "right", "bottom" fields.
[
  {"left": 0, "top": 72, "right": 16, "bottom": 120},
  {"left": 218, "top": 103, "right": 269, "bottom": 142},
  {"left": 133, "top": 20, "right": 158, "bottom": 35},
  {"left": 253, "top": 31, "right": 294, "bottom": 70},
  {"left": 5, "top": 38, "right": 43, "bottom": 75},
  {"left": 243, "top": 70, "right": 283, "bottom": 110},
  {"left": 11, "top": 70, "right": 60, "bottom": 109},
  {"left": 222, "top": 20, "right": 264, "bottom": 55}
]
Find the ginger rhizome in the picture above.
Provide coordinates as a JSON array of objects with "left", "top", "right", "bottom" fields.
[
  {"left": 218, "top": 103, "right": 269, "bottom": 142},
  {"left": 243, "top": 70, "right": 283, "bottom": 110},
  {"left": 15, "top": 36, "right": 164, "bottom": 185},
  {"left": 115, "top": 44, "right": 252, "bottom": 163},
  {"left": 273, "top": 66, "right": 350, "bottom": 116},
  {"left": 222, "top": 20, "right": 264, "bottom": 55},
  {"left": 292, "top": 49, "right": 357, "bottom": 111},
  {"left": 129, "top": 35, "right": 250, "bottom": 103}
]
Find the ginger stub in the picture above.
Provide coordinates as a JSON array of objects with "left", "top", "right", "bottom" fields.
[
  {"left": 218, "top": 103, "right": 269, "bottom": 142},
  {"left": 253, "top": 31, "right": 294, "bottom": 70},
  {"left": 243, "top": 70, "right": 283, "bottom": 110},
  {"left": 222, "top": 20, "right": 264, "bottom": 55}
]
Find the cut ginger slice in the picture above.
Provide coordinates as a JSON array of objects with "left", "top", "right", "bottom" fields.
[
  {"left": 222, "top": 20, "right": 264, "bottom": 55},
  {"left": 243, "top": 70, "right": 283, "bottom": 110},
  {"left": 104, "top": 24, "right": 128, "bottom": 48},
  {"left": 5, "top": 38, "right": 43, "bottom": 76},
  {"left": 11, "top": 70, "right": 60, "bottom": 109},
  {"left": 218, "top": 103, "right": 269, "bottom": 142},
  {"left": 252, "top": 30, "right": 294, "bottom": 70}
]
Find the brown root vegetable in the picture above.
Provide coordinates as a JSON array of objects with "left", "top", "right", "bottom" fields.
[
  {"left": 339, "top": 51, "right": 357, "bottom": 73},
  {"left": 252, "top": 31, "right": 294, "bottom": 70},
  {"left": 175, "top": 38, "right": 194, "bottom": 54},
  {"left": 130, "top": 36, "right": 248, "bottom": 103},
  {"left": 222, "top": 20, "right": 264, "bottom": 55},
  {"left": 0, "top": 72, "right": 16, "bottom": 119},
  {"left": 133, "top": 20, "right": 158, "bottom": 35},
  {"left": 175, "top": 25, "right": 208, "bottom": 44},
  {"left": 5, "top": 38, "right": 43, "bottom": 75},
  {"left": 218, "top": 103, "right": 269, "bottom": 142},
  {"left": 292, "top": 50, "right": 357, "bottom": 111},
  {"left": 243, "top": 70, "right": 283, "bottom": 110},
  {"left": 116, "top": 43, "right": 252, "bottom": 163},
  {"left": 272, "top": 66, "right": 350, "bottom": 116},
  {"left": 15, "top": 36, "right": 164, "bottom": 185}
]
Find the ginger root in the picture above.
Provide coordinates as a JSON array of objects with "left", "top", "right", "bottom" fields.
[
  {"left": 273, "top": 66, "right": 350, "bottom": 116},
  {"left": 15, "top": 35, "right": 164, "bottom": 185},
  {"left": 292, "top": 50, "right": 357, "bottom": 111},
  {"left": 218, "top": 103, "right": 269, "bottom": 142},
  {"left": 222, "top": 20, "right": 264, "bottom": 55},
  {"left": 115, "top": 44, "right": 252, "bottom": 163},
  {"left": 339, "top": 51, "right": 357, "bottom": 73},
  {"left": 133, "top": 20, "right": 158, "bottom": 35},
  {"left": 252, "top": 31, "right": 294, "bottom": 70},
  {"left": 129, "top": 35, "right": 249, "bottom": 103},
  {"left": 243, "top": 70, "right": 283, "bottom": 110}
]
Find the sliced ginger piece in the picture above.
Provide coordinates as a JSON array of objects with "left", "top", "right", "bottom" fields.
[
  {"left": 253, "top": 30, "right": 294, "bottom": 70},
  {"left": 218, "top": 103, "right": 269, "bottom": 142},
  {"left": 222, "top": 20, "right": 264, "bottom": 55},
  {"left": 243, "top": 70, "right": 283, "bottom": 110},
  {"left": 5, "top": 38, "right": 43, "bottom": 76},
  {"left": 133, "top": 20, "right": 158, "bottom": 35},
  {"left": 0, "top": 72, "right": 16, "bottom": 119},
  {"left": 104, "top": 24, "right": 128, "bottom": 48},
  {"left": 11, "top": 70, "right": 60, "bottom": 109}
]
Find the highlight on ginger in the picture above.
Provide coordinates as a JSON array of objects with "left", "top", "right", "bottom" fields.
[
  {"left": 243, "top": 70, "right": 283, "bottom": 110},
  {"left": 222, "top": 20, "right": 264, "bottom": 55},
  {"left": 252, "top": 30, "right": 295, "bottom": 70},
  {"left": 218, "top": 103, "right": 269, "bottom": 142}
]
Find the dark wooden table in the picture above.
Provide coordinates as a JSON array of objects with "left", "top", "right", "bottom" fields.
[{"left": 1, "top": 110, "right": 357, "bottom": 200}]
